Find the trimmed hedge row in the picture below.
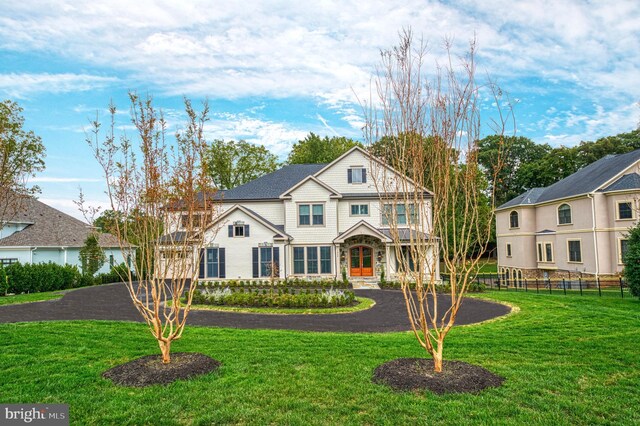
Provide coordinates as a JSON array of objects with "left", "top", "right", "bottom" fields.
[
  {"left": 193, "top": 287, "right": 356, "bottom": 308},
  {"left": 0, "top": 262, "right": 134, "bottom": 295},
  {"left": 379, "top": 280, "right": 486, "bottom": 293},
  {"left": 199, "top": 277, "right": 349, "bottom": 289}
]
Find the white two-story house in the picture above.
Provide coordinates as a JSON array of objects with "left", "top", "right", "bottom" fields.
[{"left": 163, "top": 146, "right": 438, "bottom": 282}]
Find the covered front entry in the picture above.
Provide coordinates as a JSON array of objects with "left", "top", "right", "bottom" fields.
[{"left": 350, "top": 245, "right": 373, "bottom": 277}]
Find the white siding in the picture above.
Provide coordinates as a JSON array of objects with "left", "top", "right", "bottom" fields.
[
  {"left": 284, "top": 179, "right": 338, "bottom": 244},
  {"left": 204, "top": 209, "right": 284, "bottom": 279}
]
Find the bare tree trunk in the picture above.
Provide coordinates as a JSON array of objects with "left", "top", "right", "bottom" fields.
[{"left": 159, "top": 340, "right": 171, "bottom": 364}]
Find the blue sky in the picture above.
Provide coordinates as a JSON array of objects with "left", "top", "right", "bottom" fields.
[{"left": 1, "top": 0, "right": 639, "bottom": 219}]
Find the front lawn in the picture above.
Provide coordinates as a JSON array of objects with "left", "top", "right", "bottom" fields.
[
  {"left": 0, "top": 290, "right": 66, "bottom": 306},
  {"left": 0, "top": 292, "right": 638, "bottom": 425}
]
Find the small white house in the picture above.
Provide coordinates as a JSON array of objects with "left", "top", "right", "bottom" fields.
[
  {"left": 162, "top": 146, "right": 439, "bottom": 282},
  {"left": 0, "top": 197, "right": 127, "bottom": 272}
]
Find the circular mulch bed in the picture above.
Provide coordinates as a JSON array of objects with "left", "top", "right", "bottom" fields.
[
  {"left": 103, "top": 352, "right": 221, "bottom": 387},
  {"left": 372, "top": 358, "right": 504, "bottom": 394}
]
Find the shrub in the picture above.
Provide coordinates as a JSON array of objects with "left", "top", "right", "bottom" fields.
[
  {"left": 0, "top": 266, "right": 8, "bottom": 296},
  {"left": 194, "top": 286, "right": 356, "bottom": 308},
  {"left": 623, "top": 223, "right": 640, "bottom": 298},
  {"left": 3, "top": 262, "right": 86, "bottom": 294}
]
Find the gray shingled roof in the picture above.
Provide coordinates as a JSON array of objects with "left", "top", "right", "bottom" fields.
[
  {"left": 498, "top": 188, "right": 546, "bottom": 209},
  {"left": 378, "top": 228, "right": 432, "bottom": 241},
  {"left": 0, "top": 197, "right": 121, "bottom": 248},
  {"left": 499, "top": 149, "right": 640, "bottom": 209},
  {"left": 221, "top": 163, "right": 327, "bottom": 201},
  {"left": 600, "top": 173, "right": 640, "bottom": 192}
]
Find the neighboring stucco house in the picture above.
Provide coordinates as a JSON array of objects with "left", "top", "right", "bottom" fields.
[
  {"left": 496, "top": 149, "right": 640, "bottom": 282},
  {"left": 0, "top": 197, "right": 127, "bottom": 272},
  {"left": 161, "top": 146, "right": 438, "bottom": 282}
]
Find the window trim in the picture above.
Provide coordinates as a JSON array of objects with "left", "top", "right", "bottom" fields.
[
  {"left": 616, "top": 201, "right": 634, "bottom": 221},
  {"left": 506, "top": 243, "right": 512, "bottom": 258},
  {"left": 509, "top": 210, "right": 519, "bottom": 229},
  {"left": 349, "top": 203, "right": 370, "bottom": 217},
  {"left": 567, "top": 239, "right": 583, "bottom": 263},
  {"left": 297, "top": 202, "right": 326, "bottom": 227},
  {"left": 557, "top": 203, "right": 572, "bottom": 226},
  {"left": 618, "top": 237, "right": 629, "bottom": 265}
]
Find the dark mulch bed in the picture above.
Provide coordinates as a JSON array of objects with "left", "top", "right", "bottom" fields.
[
  {"left": 103, "top": 352, "right": 221, "bottom": 387},
  {"left": 372, "top": 358, "right": 504, "bottom": 394}
]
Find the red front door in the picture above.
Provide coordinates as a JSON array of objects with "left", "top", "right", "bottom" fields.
[{"left": 350, "top": 246, "right": 373, "bottom": 277}]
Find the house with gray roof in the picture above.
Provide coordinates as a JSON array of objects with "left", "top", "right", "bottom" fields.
[
  {"left": 0, "top": 197, "right": 128, "bottom": 272},
  {"left": 496, "top": 149, "right": 640, "bottom": 282},
  {"left": 161, "top": 146, "right": 438, "bottom": 282}
]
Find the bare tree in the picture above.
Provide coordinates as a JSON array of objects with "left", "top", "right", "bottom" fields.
[
  {"left": 364, "top": 30, "right": 511, "bottom": 373},
  {"left": 86, "top": 93, "right": 219, "bottom": 364}
]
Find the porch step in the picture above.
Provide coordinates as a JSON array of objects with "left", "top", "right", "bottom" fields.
[{"left": 351, "top": 280, "right": 380, "bottom": 290}]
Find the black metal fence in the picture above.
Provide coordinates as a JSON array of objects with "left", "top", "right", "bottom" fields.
[{"left": 442, "top": 273, "right": 630, "bottom": 298}]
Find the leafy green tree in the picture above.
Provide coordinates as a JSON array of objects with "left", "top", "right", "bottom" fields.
[
  {"left": 0, "top": 100, "right": 46, "bottom": 227},
  {"left": 79, "top": 234, "right": 106, "bottom": 277},
  {"left": 287, "top": 133, "right": 362, "bottom": 164},
  {"left": 207, "top": 139, "right": 278, "bottom": 189},
  {"left": 478, "top": 135, "right": 551, "bottom": 207},
  {"left": 623, "top": 223, "right": 640, "bottom": 298}
]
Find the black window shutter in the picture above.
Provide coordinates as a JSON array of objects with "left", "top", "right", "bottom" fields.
[
  {"left": 245, "top": 224, "right": 250, "bottom": 237},
  {"left": 347, "top": 168, "right": 352, "bottom": 183},
  {"left": 228, "top": 225, "right": 233, "bottom": 237},
  {"left": 273, "top": 247, "right": 280, "bottom": 276},
  {"left": 362, "top": 168, "right": 367, "bottom": 183},
  {"left": 219, "top": 248, "right": 226, "bottom": 278},
  {"left": 198, "top": 249, "right": 205, "bottom": 279},
  {"left": 252, "top": 247, "right": 259, "bottom": 278}
]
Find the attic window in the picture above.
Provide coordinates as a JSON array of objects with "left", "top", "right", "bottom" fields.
[
  {"left": 348, "top": 167, "right": 366, "bottom": 184},
  {"left": 234, "top": 224, "right": 244, "bottom": 237}
]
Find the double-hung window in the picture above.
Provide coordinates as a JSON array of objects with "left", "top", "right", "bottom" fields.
[
  {"left": 299, "top": 204, "right": 324, "bottom": 226},
  {"left": 618, "top": 202, "right": 633, "bottom": 220}
]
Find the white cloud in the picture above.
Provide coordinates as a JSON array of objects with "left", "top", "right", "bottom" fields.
[
  {"left": 0, "top": 73, "right": 118, "bottom": 99},
  {"left": 38, "top": 197, "right": 111, "bottom": 222},
  {"left": 205, "top": 113, "right": 309, "bottom": 158}
]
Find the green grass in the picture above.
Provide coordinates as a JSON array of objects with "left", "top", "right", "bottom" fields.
[
  {"left": 0, "top": 289, "right": 67, "bottom": 306},
  {"left": 440, "top": 258, "right": 498, "bottom": 275},
  {"left": 1, "top": 293, "right": 639, "bottom": 425},
  {"left": 189, "top": 296, "right": 375, "bottom": 315}
]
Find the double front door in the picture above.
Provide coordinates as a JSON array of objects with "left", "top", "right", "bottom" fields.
[{"left": 350, "top": 246, "right": 373, "bottom": 277}]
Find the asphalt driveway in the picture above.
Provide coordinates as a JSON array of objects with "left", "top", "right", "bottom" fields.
[{"left": 0, "top": 283, "right": 511, "bottom": 332}]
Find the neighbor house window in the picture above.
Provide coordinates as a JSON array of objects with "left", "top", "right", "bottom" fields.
[
  {"left": 182, "top": 213, "right": 204, "bottom": 228},
  {"left": 299, "top": 204, "right": 324, "bottom": 226},
  {"left": 348, "top": 167, "right": 366, "bottom": 184},
  {"left": 536, "top": 242, "right": 553, "bottom": 262},
  {"left": 382, "top": 203, "right": 416, "bottom": 225},
  {"left": 558, "top": 204, "right": 572, "bottom": 225},
  {"left": 545, "top": 243, "right": 553, "bottom": 262},
  {"left": 509, "top": 211, "right": 519, "bottom": 228},
  {"left": 506, "top": 243, "right": 512, "bottom": 257},
  {"left": 109, "top": 254, "right": 115, "bottom": 268},
  {"left": 228, "top": 223, "right": 250, "bottom": 238},
  {"left": 618, "top": 202, "right": 633, "bottom": 220},
  {"left": 619, "top": 239, "right": 629, "bottom": 264},
  {"left": 0, "top": 258, "right": 17, "bottom": 266},
  {"left": 568, "top": 240, "right": 582, "bottom": 262},
  {"left": 292, "top": 246, "right": 332, "bottom": 275},
  {"left": 350, "top": 204, "right": 369, "bottom": 216},
  {"left": 234, "top": 224, "right": 244, "bottom": 237}
]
